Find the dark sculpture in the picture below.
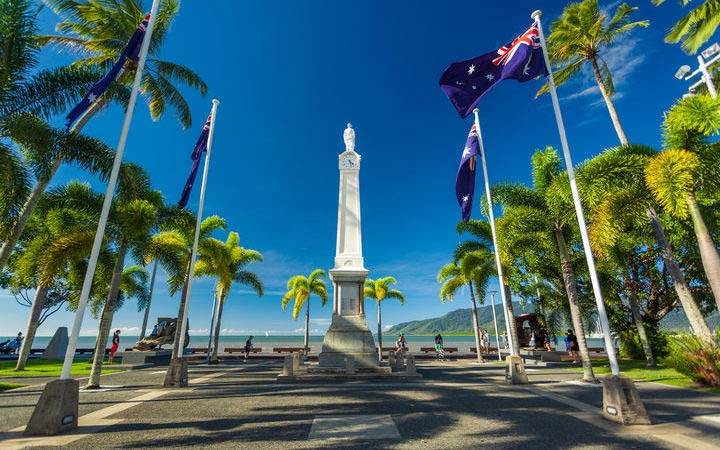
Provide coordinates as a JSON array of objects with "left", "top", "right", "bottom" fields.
[{"left": 133, "top": 317, "right": 189, "bottom": 351}]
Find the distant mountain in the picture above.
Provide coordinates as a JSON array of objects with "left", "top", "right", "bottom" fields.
[
  {"left": 387, "top": 303, "right": 719, "bottom": 335},
  {"left": 387, "top": 302, "right": 536, "bottom": 335}
]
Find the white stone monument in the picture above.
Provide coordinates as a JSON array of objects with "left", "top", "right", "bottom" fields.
[{"left": 318, "top": 124, "right": 378, "bottom": 368}]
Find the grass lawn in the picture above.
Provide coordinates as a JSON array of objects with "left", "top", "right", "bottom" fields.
[
  {"left": 570, "top": 358, "right": 720, "bottom": 393},
  {"left": 0, "top": 381, "right": 26, "bottom": 391},
  {"left": 0, "top": 359, "right": 121, "bottom": 377}
]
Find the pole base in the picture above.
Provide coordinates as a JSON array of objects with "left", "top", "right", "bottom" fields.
[
  {"left": 163, "top": 357, "right": 188, "bottom": 388},
  {"left": 505, "top": 355, "right": 528, "bottom": 384},
  {"left": 24, "top": 379, "right": 79, "bottom": 436},
  {"left": 602, "top": 375, "right": 651, "bottom": 425}
]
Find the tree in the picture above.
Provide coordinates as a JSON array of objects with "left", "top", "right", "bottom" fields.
[
  {"left": 653, "top": 0, "right": 720, "bottom": 54},
  {"left": 145, "top": 212, "right": 227, "bottom": 360},
  {"left": 492, "top": 148, "right": 597, "bottom": 382},
  {"left": 0, "top": 0, "right": 119, "bottom": 272},
  {"left": 438, "top": 251, "right": 494, "bottom": 364},
  {"left": 282, "top": 270, "right": 328, "bottom": 355},
  {"left": 364, "top": 277, "right": 404, "bottom": 361},
  {"left": 195, "top": 232, "right": 263, "bottom": 364},
  {"left": 579, "top": 144, "right": 717, "bottom": 349},
  {"left": 0, "top": 0, "right": 210, "bottom": 272},
  {"left": 86, "top": 168, "right": 161, "bottom": 389},
  {"left": 540, "top": 0, "right": 649, "bottom": 145}
]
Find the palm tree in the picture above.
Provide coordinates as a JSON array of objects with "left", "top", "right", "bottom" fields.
[
  {"left": 194, "top": 232, "right": 264, "bottom": 364},
  {"left": 653, "top": 0, "right": 720, "bottom": 54},
  {"left": 579, "top": 144, "right": 717, "bottom": 348},
  {"left": 0, "top": 0, "right": 209, "bottom": 272},
  {"left": 540, "top": 0, "right": 649, "bottom": 145},
  {"left": 145, "top": 212, "right": 226, "bottom": 359},
  {"left": 364, "top": 277, "right": 405, "bottom": 361},
  {"left": 492, "top": 148, "right": 597, "bottom": 382},
  {"left": 282, "top": 270, "right": 328, "bottom": 355},
  {"left": 438, "top": 251, "right": 494, "bottom": 364},
  {"left": 0, "top": 0, "right": 119, "bottom": 272}
]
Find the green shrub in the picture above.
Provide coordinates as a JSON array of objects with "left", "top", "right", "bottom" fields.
[
  {"left": 663, "top": 332, "right": 720, "bottom": 387},
  {"left": 618, "top": 324, "right": 670, "bottom": 360}
]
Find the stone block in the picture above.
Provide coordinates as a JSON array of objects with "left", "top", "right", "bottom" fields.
[
  {"left": 24, "top": 379, "right": 79, "bottom": 436},
  {"left": 388, "top": 351, "right": 396, "bottom": 369},
  {"left": 505, "top": 355, "right": 528, "bottom": 384},
  {"left": 406, "top": 354, "right": 416, "bottom": 375},
  {"left": 41, "top": 327, "right": 68, "bottom": 360},
  {"left": 345, "top": 357, "right": 355, "bottom": 374},
  {"left": 318, "top": 314, "right": 378, "bottom": 368},
  {"left": 395, "top": 352, "right": 405, "bottom": 371},
  {"left": 163, "top": 357, "right": 188, "bottom": 388},
  {"left": 602, "top": 375, "right": 651, "bottom": 425},
  {"left": 118, "top": 350, "right": 171, "bottom": 365}
]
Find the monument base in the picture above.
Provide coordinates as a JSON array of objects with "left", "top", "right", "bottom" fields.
[
  {"left": 24, "top": 379, "right": 79, "bottom": 436},
  {"left": 117, "top": 350, "right": 171, "bottom": 365},
  {"left": 318, "top": 314, "right": 377, "bottom": 368},
  {"left": 602, "top": 375, "right": 651, "bottom": 425}
]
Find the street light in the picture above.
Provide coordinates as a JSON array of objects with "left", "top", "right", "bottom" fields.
[{"left": 676, "top": 43, "right": 720, "bottom": 99}]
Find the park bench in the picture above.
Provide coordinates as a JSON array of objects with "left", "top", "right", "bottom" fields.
[
  {"left": 224, "top": 347, "right": 262, "bottom": 354},
  {"left": 376, "top": 347, "right": 396, "bottom": 352},
  {"left": 421, "top": 347, "right": 458, "bottom": 353},
  {"left": 273, "top": 347, "right": 308, "bottom": 353},
  {"left": 469, "top": 347, "right": 499, "bottom": 353}
]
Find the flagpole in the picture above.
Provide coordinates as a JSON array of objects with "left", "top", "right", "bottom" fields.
[
  {"left": 489, "top": 291, "right": 502, "bottom": 361},
  {"left": 175, "top": 99, "right": 220, "bottom": 361},
  {"left": 59, "top": 0, "right": 161, "bottom": 380},
  {"left": 472, "top": 108, "right": 516, "bottom": 356},
  {"left": 531, "top": 10, "right": 620, "bottom": 376}
]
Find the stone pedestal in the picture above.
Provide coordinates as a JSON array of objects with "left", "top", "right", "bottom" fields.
[
  {"left": 24, "top": 379, "right": 79, "bottom": 436},
  {"left": 41, "top": 327, "right": 68, "bottom": 360},
  {"left": 602, "top": 375, "right": 651, "bottom": 425},
  {"left": 318, "top": 314, "right": 377, "bottom": 368},
  {"left": 117, "top": 350, "right": 171, "bottom": 365},
  {"left": 505, "top": 355, "right": 528, "bottom": 384},
  {"left": 163, "top": 357, "right": 188, "bottom": 388}
]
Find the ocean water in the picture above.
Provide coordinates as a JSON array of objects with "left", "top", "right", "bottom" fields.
[{"left": 2, "top": 334, "right": 611, "bottom": 354}]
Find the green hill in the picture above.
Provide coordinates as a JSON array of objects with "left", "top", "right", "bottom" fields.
[
  {"left": 659, "top": 309, "right": 719, "bottom": 332},
  {"left": 387, "top": 302, "right": 536, "bottom": 335}
]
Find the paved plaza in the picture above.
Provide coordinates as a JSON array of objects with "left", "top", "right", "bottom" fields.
[{"left": 0, "top": 360, "right": 719, "bottom": 449}]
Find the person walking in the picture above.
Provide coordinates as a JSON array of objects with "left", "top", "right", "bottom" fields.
[
  {"left": 482, "top": 329, "right": 490, "bottom": 354},
  {"left": 566, "top": 329, "right": 579, "bottom": 363},
  {"left": 108, "top": 330, "right": 121, "bottom": 363},
  {"left": 243, "top": 335, "right": 254, "bottom": 362},
  {"left": 434, "top": 334, "right": 445, "bottom": 361}
]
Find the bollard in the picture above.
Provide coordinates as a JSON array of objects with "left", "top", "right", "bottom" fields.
[
  {"left": 388, "top": 351, "right": 396, "bottom": 370},
  {"left": 396, "top": 351, "right": 405, "bottom": 371},
  {"left": 283, "top": 355, "right": 294, "bottom": 377},
  {"left": 505, "top": 355, "right": 528, "bottom": 384},
  {"left": 292, "top": 352, "right": 301, "bottom": 372},
  {"left": 406, "top": 354, "right": 416, "bottom": 375},
  {"left": 602, "top": 375, "right": 651, "bottom": 425}
]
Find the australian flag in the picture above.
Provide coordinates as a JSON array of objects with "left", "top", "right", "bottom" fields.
[
  {"left": 178, "top": 115, "right": 212, "bottom": 209},
  {"left": 439, "top": 23, "right": 547, "bottom": 118},
  {"left": 456, "top": 124, "right": 480, "bottom": 222},
  {"left": 65, "top": 14, "right": 150, "bottom": 130}
]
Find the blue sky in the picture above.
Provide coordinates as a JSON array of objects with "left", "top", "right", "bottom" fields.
[{"left": 1, "top": 0, "right": 710, "bottom": 337}]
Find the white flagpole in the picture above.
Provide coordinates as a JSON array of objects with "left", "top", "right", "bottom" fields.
[
  {"left": 489, "top": 291, "right": 502, "bottom": 361},
  {"left": 472, "top": 108, "right": 516, "bottom": 356},
  {"left": 60, "top": 0, "right": 161, "bottom": 380},
  {"left": 531, "top": 10, "right": 620, "bottom": 376},
  {"left": 176, "top": 99, "right": 220, "bottom": 359}
]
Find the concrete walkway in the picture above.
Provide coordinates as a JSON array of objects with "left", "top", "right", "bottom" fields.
[{"left": 0, "top": 360, "right": 718, "bottom": 449}]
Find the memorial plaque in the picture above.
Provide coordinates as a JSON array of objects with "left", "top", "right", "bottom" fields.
[{"left": 340, "top": 284, "right": 359, "bottom": 315}]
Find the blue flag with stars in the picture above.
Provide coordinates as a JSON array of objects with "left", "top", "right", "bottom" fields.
[
  {"left": 178, "top": 115, "right": 212, "bottom": 209},
  {"left": 456, "top": 124, "right": 480, "bottom": 222},
  {"left": 439, "top": 23, "right": 547, "bottom": 118},
  {"left": 65, "top": 14, "right": 150, "bottom": 131}
]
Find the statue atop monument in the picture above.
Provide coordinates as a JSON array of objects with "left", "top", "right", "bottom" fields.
[{"left": 343, "top": 123, "right": 355, "bottom": 153}]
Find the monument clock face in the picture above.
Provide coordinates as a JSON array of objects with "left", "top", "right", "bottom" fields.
[{"left": 340, "top": 154, "right": 357, "bottom": 169}]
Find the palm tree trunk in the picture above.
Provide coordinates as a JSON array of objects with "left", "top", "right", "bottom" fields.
[
  {"left": 15, "top": 286, "right": 49, "bottom": 371},
  {"left": 590, "top": 57, "right": 628, "bottom": 146},
  {"left": 468, "top": 280, "right": 484, "bottom": 363},
  {"left": 210, "top": 291, "right": 225, "bottom": 364},
  {"left": 625, "top": 263, "right": 656, "bottom": 367},
  {"left": 303, "top": 298, "right": 310, "bottom": 356},
  {"left": 503, "top": 284, "right": 520, "bottom": 355},
  {"left": 139, "top": 259, "right": 158, "bottom": 340},
  {"left": 646, "top": 207, "right": 716, "bottom": 344},
  {"left": 686, "top": 194, "right": 720, "bottom": 312},
  {"left": 170, "top": 259, "right": 193, "bottom": 359},
  {"left": 87, "top": 243, "right": 127, "bottom": 389},
  {"left": 0, "top": 98, "right": 110, "bottom": 273},
  {"left": 555, "top": 227, "right": 596, "bottom": 382},
  {"left": 377, "top": 300, "right": 383, "bottom": 361}
]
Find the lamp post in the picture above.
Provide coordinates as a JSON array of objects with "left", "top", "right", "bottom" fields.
[
  {"left": 488, "top": 291, "right": 502, "bottom": 361},
  {"left": 675, "top": 42, "right": 720, "bottom": 99}
]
